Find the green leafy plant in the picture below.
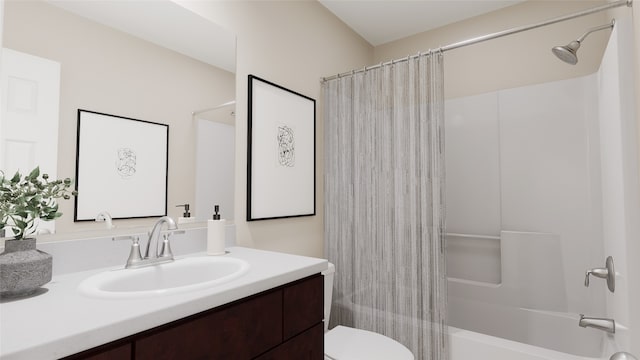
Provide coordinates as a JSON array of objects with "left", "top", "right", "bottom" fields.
[{"left": 0, "top": 167, "right": 77, "bottom": 240}]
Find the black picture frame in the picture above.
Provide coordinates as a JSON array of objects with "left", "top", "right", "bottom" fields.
[
  {"left": 247, "top": 75, "right": 316, "bottom": 221},
  {"left": 74, "top": 109, "right": 169, "bottom": 221}
]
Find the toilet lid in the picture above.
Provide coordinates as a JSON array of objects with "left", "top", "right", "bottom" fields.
[{"left": 325, "top": 326, "right": 414, "bottom": 360}]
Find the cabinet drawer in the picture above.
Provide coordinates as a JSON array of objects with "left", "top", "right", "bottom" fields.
[
  {"left": 255, "top": 323, "right": 324, "bottom": 360},
  {"left": 283, "top": 275, "right": 323, "bottom": 340},
  {"left": 135, "top": 290, "right": 283, "bottom": 360}
]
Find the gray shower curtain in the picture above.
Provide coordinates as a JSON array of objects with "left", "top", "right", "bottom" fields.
[{"left": 323, "top": 51, "right": 448, "bottom": 360}]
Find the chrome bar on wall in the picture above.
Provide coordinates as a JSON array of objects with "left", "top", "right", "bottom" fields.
[
  {"left": 445, "top": 233, "right": 500, "bottom": 241},
  {"left": 321, "top": 0, "right": 632, "bottom": 82},
  {"left": 192, "top": 100, "right": 236, "bottom": 117}
]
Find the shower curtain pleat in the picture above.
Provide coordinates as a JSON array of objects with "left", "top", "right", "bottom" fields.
[{"left": 323, "top": 52, "right": 448, "bottom": 360}]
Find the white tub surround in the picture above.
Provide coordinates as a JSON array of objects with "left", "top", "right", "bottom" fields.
[
  {"left": 444, "top": 14, "right": 637, "bottom": 357},
  {"left": 444, "top": 74, "right": 603, "bottom": 315},
  {"left": 0, "top": 246, "right": 327, "bottom": 360}
]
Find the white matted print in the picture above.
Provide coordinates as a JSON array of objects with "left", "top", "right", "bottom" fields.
[
  {"left": 248, "top": 75, "right": 315, "bottom": 220},
  {"left": 74, "top": 110, "right": 168, "bottom": 221}
]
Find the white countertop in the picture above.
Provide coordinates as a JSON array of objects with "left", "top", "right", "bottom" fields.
[{"left": 0, "top": 246, "right": 328, "bottom": 360}]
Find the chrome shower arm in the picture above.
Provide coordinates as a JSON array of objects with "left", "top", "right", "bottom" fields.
[
  {"left": 577, "top": 20, "right": 615, "bottom": 43},
  {"left": 552, "top": 19, "right": 616, "bottom": 65}
]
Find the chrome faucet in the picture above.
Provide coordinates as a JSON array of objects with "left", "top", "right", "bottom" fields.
[
  {"left": 113, "top": 216, "right": 184, "bottom": 269},
  {"left": 95, "top": 211, "right": 114, "bottom": 229},
  {"left": 145, "top": 216, "right": 178, "bottom": 259},
  {"left": 579, "top": 314, "right": 615, "bottom": 333}
]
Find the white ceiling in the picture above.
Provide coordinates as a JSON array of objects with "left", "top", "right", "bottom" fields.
[
  {"left": 47, "top": 0, "right": 236, "bottom": 73},
  {"left": 45, "top": 0, "right": 527, "bottom": 70},
  {"left": 318, "top": 0, "right": 526, "bottom": 46}
]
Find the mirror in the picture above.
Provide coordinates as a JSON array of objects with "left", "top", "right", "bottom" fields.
[
  {"left": 194, "top": 102, "right": 236, "bottom": 222},
  {"left": 1, "top": 0, "right": 236, "bottom": 239}
]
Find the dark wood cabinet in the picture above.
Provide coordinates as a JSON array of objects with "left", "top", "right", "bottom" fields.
[
  {"left": 135, "top": 289, "right": 283, "bottom": 360},
  {"left": 62, "top": 343, "right": 131, "bottom": 360},
  {"left": 283, "top": 275, "right": 323, "bottom": 341},
  {"left": 255, "top": 323, "right": 324, "bottom": 360},
  {"left": 62, "top": 274, "right": 323, "bottom": 360}
]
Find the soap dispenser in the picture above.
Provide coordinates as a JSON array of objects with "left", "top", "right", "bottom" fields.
[
  {"left": 176, "top": 204, "right": 196, "bottom": 224},
  {"left": 207, "top": 205, "right": 226, "bottom": 255}
]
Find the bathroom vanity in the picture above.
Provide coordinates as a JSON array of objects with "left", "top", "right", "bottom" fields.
[
  {"left": 0, "top": 246, "right": 327, "bottom": 360},
  {"left": 65, "top": 275, "right": 323, "bottom": 360}
]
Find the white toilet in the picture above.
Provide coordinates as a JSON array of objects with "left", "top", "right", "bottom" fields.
[{"left": 322, "top": 263, "right": 415, "bottom": 360}]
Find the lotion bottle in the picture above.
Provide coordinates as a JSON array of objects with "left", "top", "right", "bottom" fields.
[
  {"left": 207, "top": 205, "right": 226, "bottom": 255},
  {"left": 176, "top": 204, "right": 196, "bottom": 224}
]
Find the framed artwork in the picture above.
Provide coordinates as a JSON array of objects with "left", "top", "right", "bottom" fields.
[
  {"left": 74, "top": 109, "right": 168, "bottom": 221},
  {"left": 247, "top": 75, "right": 316, "bottom": 221}
]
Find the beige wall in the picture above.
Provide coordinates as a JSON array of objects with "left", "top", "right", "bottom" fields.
[
  {"left": 177, "top": 0, "right": 373, "bottom": 257},
  {"left": 3, "top": 1, "right": 235, "bottom": 234},
  {"left": 374, "top": 1, "right": 608, "bottom": 99},
  {"left": 0, "top": 1, "right": 4, "bottom": 51},
  {"left": 3, "top": 0, "right": 372, "bottom": 258}
]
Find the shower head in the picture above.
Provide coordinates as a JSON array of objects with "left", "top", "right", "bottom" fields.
[
  {"left": 552, "top": 41, "right": 580, "bottom": 65},
  {"left": 552, "top": 20, "right": 615, "bottom": 65}
]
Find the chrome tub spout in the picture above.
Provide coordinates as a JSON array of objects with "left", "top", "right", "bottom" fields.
[{"left": 579, "top": 314, "right": 615, "bottom": 333}]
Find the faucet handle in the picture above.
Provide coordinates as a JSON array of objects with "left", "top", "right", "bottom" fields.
[
  {"left": 158, "top": 233, "right": 174, "bottom": 258},
  {"left": 158, "top": 230, "right": 185, "bottom": 240},
  {"left": 156, "top": 230, "right": 184, "bottom": 258},
  {"left": 113, "top": 235, "right": 139, "bottom": 242},
  {"left": 584, "top": 267, "right": 611, "bottom": 288},
  {"left": 146, "top": 229, "right": 183, "bottom": 238},
  {"left": 584, "top": 271, "right": 589, "bottom": 287},
  {"left": 113, "top": 235, "right": 143, "bottom": 267},
  {"left": 584, "top": 256, "right": 615, "bottom": 292}
]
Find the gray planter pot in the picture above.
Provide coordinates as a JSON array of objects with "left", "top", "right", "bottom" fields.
[{"left": 0, "top": 238, "right": 52, "bottom": 298}]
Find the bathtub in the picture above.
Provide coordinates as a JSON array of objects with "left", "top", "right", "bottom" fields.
[
  {"left": 334, "top": 292, "right": 621, "bottom": 360},
  {"left": 449, "top": 325, "right": 621, "bottom": 360},
  {"left": 448, "top": 295, "right": 617, "bottom": 358}
]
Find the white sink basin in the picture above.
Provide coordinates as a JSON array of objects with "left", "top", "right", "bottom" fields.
[{"left": 78, "top": 256, "right": 250, "bottom": 299}]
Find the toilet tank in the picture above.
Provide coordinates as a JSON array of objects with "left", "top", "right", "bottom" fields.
[{"left": 321, "top": 262, "right": 335, "bottom": 332}]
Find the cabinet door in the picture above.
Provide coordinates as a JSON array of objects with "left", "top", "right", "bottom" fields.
[
  {"left": 135, "top": 290, "right": 282, "bottom": 360},
  {"left": 283, "top": 275, "right": 323, "bottom": 340},
  {"left": 254, "top": 323, "right": 323, "bottom": 360}
]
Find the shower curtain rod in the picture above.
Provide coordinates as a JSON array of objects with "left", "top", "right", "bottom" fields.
[{"left": 321, "top": 0, "right": 632, "bottom": 82}]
